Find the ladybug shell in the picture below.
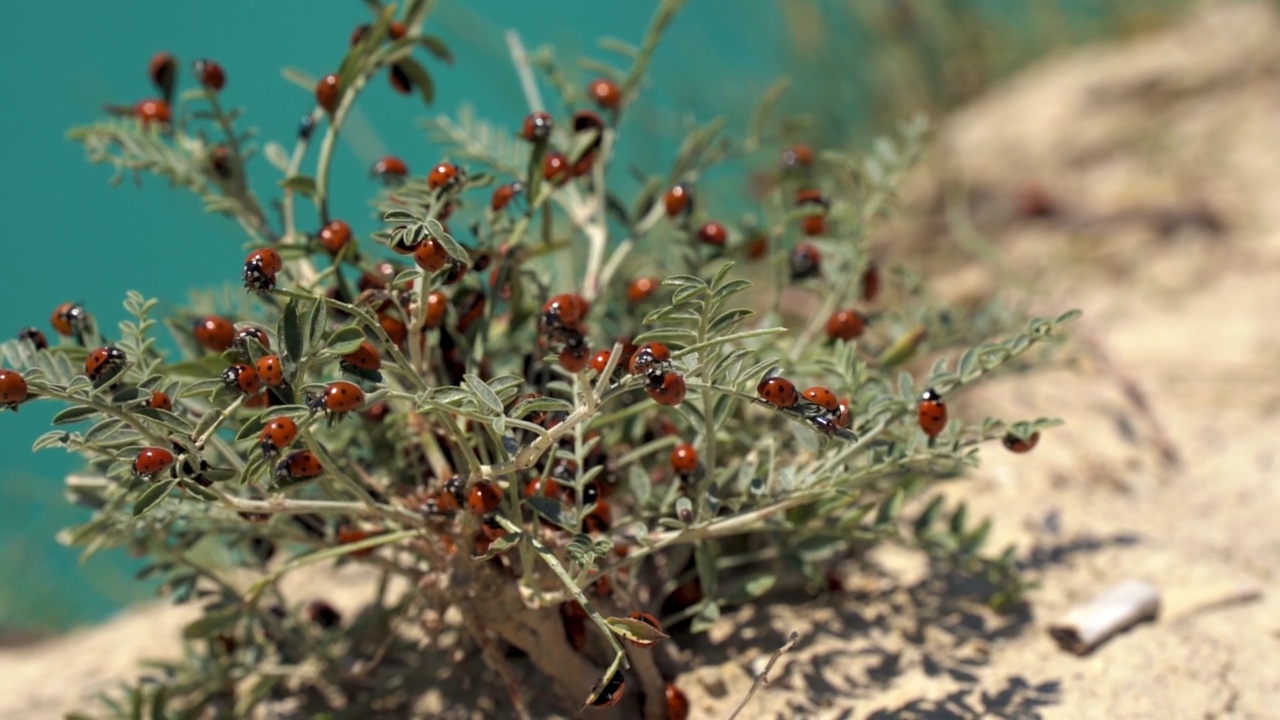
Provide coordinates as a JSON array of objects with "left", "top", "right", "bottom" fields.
[
  {"left": 663, "top": 183, "right": 693, "bottom": 217},
  {"left": 756, "top": 376, "right": 798, "bottom": 409},
  {"left": 519, "top": 111, "right": 553, "bottom": 142},
  {"left": 50, "top": 303, "right": 85, "bottom": 337},
  {"left": 146, "top": 391, "right": 173, "bottom": 411},
  {"left": 646, "top": 371, "right": 686, "bottom": 407},
  {"left": 341, "top": 341, "right": 382, "bottom": 372},
  {"left": 542, "top": 293, "right": 589, "bottom": 331},
  {"left": 1003, "top": 431, "right": 1040, "bottom": 454},
  {"left": 322, "top": 381, "right": 365, "bottom": 413},
  {"left": 670, "top": 442, "right": 698, "bottom": 475},
  {"left": 255, "top": 355, "right": 285, "bottom": 387},
  {"left": 627, "top": 342, "right": 671, "bottom": 376},
  {"left": 276, "top": 450, "right": 323, "bottom": 479},
  {"left": 825, "top": 310, "right": 865, "bottom": 341},
  {"left": 259, "top": 417, "right": 299, "bottom": 457},
  {"left": 427, "top": 162, "right": 459, "bottom": 189},
  {"left": 590, "top": 670, "right": 626, "bottom": 708},
  {"left": 222, "top": 364, "right": 261, "bottom": 394},
  {"left": 917, "top": 388, "right": 947, "bottom": 438},
  {"left": 0, "top": 370, "right": 28, "bottom": 405},
  {"left": 696, "top": 221, "right": 727, "bottom": 247},
  {"left": 801, "top": 386, "right": 839, "bottom": 413},
  {"left": 85, "top": 347, "right": 126, "bottom": 382},
  {"left": 194, "top": 316, "right": 236, "bottom": 352},
  {"left": 665, "top": 683, "right": 690, "bottom": 720},
  {"left": 132, "top": 447, "right": 175, "bottom": 476},
  {"left": 466, "top": 482, "right": 501, "bottom": 515}
]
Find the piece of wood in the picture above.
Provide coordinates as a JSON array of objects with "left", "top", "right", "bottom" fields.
[{"left": 1048, "top": 579, "right": 1160, "bottom": 655}]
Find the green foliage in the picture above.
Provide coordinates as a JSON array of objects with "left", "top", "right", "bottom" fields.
[{"left": 21, "top": 1, "right": 1085, "bottom": 717}]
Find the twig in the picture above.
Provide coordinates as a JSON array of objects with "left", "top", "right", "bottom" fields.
[
  {"left": 505, "top": 30, "right": 545, "bottom": 114},
  {"left": 726, "top": 631, "right": 799, "bottom": 720},
  {"left": 1048, "top": 579, "right": 1160, "bottom": 655}
]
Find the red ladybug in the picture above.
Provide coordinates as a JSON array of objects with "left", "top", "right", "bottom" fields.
[
  {"left": 665, "top": 683, "right": 690, "bottom": 720},
  {"left": 917, "top": 388, "right": 947, "bottom": 438},
  {"left": 671, "top": 442, "right": 698, "bottom": 476},
  {"left": 560, "top": 602, "right": 587, "bottom": 651},
  {"left": 627, "top": 277, "right": 659, "bottom": 303},
  {"left": 209, "top": 145, "right": 234, "bottom": 179},
  {"left": 235, "top": 326, "right": 271, "bottom": 350},
  {"left": 861, "top": 261, "right": 880, "bottom": 302},
  {"left": 582, "top": 501, "right": 611, "bottom": 533},
  {"left": 790, "top": 243, "right": 822, "bottom": 280},
  {"left": 781, "top": 143, "right": 813, "bottom": 170},
  {"left": 336, "top": 525, "right": 376, "bottom": 557},
  {"left": 414, "top": 236, "right": 450, "bottom": 272},
  {"left": 646, "top": 371, "right": 686, "bottom": 406},
  {"left": 276, "top": 450, "right": 323, "bottom": 480},
  {"left": 425, "top": 291, "right": 448, "bottom": 329},
  {"left": 193, "top": 316, "right": 236, "bottom": 352},
  {"left": 148, "top": 51, "right": 177, "bottom": 103},
  {"left": 319, "top": 219, "right": 352, "bottom": 254},
  {"left": 628, "top": 342, "right": 672, "bottom": 376},
  {"left": 801, "top": 386, "right": 839, "bottom": 414},
  {"left": 589, "top": 349, "right": 612, "bottom": 376},
  {"left": 134, "top": 99, "right": 171, "bottom": 127},
  {"left": 244, "top": 247, "right": 283, "bottom": 293},
  {"left": 311, "top": 381, "right": 365, "bottom": 415},
  {"left": 745, "top": 233, "right": 768, "bottom": 261},
  {"left": 259, "top": 417, "right": 298, "bottom": 458},
  {"left": 341, "top": 340, "right": 382, "bottom": 372},
  {"left": 541, "top": 293, "right": 589, "bottom": 334},
  {"left": 255, "top": 355, "right": 285, "bottom": 387},
  {"left": 427, "top": 162, "right": 460, "bottom": 190},
  {"left": 316, "top": 74, "right": 340, "bottom": 114},
  {"left": 835, "top": 398, "right": 852, "bottom": 429},
  {"left": 379, "top": 313, "right": 408, "bottom": 345},
  {"left": 825, "top": 310, "right": 865, "bottom": 341},
  {"left": 796, "top": 188, "right": 830, "bottom": 236},
  {"left": 587, "top": 77, "right": 622, "bottom": 109},
  {"left": 192, "top": 58, "right": 226, "bottom": 92},
  {"left": 50, "top": 302, "right": 88, "bottom": 338},
  {"left": 663, "top": 183, "right": 693, "bottom": 217},
  {"left": 147, "top": 391, "right": 173, "bottom": 411},
  {"left": 490, "top": 181, "right": 523, "bottom": 212},
  {"left": 132, "top": 447, "right": 174, "bottom": 477},
  {"left": 696, "top": 221, "right": 728, "bottom": 247},
  {"left": 757, "top": 376, "right": 798, "bottom": 409},
  {"left": 18, "top": 327, "right": 47, "bottom": 350},
  {"left": 559, "top": 335, "right": 590, "bottom": 373},
  {"left": 0, "top": 370, "right": 28, "bottom": 408},
  {"left": 388, "top": 63, "right": 413, "bottom": 94},
  {"left": 572, "top": 110, "right": 605, "bottom": 154},
  {"left": 542, "top": 151, "right": 570, "bottom": 185},
  {"left": 518, "top": 111, "right": 553, "bottom": 142},
  {"left": 590, "top": 670, "right": 626, "bottom": 709},
  {"left": 306, "top": 600, "right": 342, "bottom": 628},
  {"left": 85, "top": 347, "right": 126, "bottom": 382},
  {"left": 373, "top": 156, "right": 410, "bottom": 181},
  {"left": 467, "top": 482, "right": 501, "bottom": 515},
  {"left": 1003, "top": 431, "right": 1040, "bottom": 453},
  {"left": 222, "top": 363, "right": 261, "bottom": 394}
]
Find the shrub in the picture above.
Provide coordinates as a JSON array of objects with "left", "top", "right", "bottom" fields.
[{"left": 3, "top": 1, "right": 1077, "bottom": 717}]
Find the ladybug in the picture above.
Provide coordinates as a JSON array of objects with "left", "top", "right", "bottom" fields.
[
  {"left": 559, "top": 332, "right": 590, "bottom": 373},
  {"left": 590, "top": 669, "right": 626, "bottom": 709},
  {"left": 560, "top": 602, "right": 587, "bottom": 651},
  {"left": 222, "top": 363, "right": 261, "bottom": 394},
  {"left": 572, "top": 150, "right": 596, "bottom": 178},
  {"left": 572, "top": 110, "right": 605, "bottom": 153},
  {"left": 255, "top": 355, "right": 285, "bottom": 387},
  {"left": 627, "top": 277, "right": 659, "bottom": 304},
  {"left": 243, "top": 247, "right": 283, "bottom": 293},
  {"left": 757, "top": 376, "right": 798, "bottom": 409},
  {"left": 589, "top": 349, "right": 613, "bottom": 376},
  {"left": 627, "top": 611, "right": 664, "bottom": 647},
  {"left": 319, "top": 219, "right": 352, "bottom": 254},
  {"left": 455, "top": 292, "right": 486, "bottom": 335},
  {"left": 541, "top": 293, "right": 589, "bottom": 335},
  {"left": 835, "top": 398, "right": 852, "bottom": 429},
  {"left": 802, "top": 386, "right": 839, "bottom": 414},
  {"left": 425, "top": 291, "right": 448, "bottom": 329},
  {"left": 379, "top": 313, "right": 408, "bottom": 345},
  {"left": 298, "top": 114, "right": 317, "bottom": 140},
  {"left": 50, "top": 302, "right": 88, "bottom": 338},
  {"left": 148, "top": 51, "right": 177, "bottom": 103},
  {"left": 192, "top": 58, "right": 225, "bottom": 92},
  {"left": 696, "top": 220, "right": 728, "bottom": 247},
  {"left": 132, "top": 447, "right": 174, "bottom": 477},
  {"left": 414, "top": 236, "right": 450, "bottom": 272},
  {"left": 542, "top": 151, "right": 570, "bottom": 185},
  {"left": 316, "top": 74, "right": 341, "bottom": 114},
  {"left": 341, "top": 340, "right": 382, "bottom": 372},
  {"left": 235, "top": 326, "right": 271, "bottom": 350},
  {"left": 427, "top": 162, "right": 460, "bottom": 190},
  {"left": 790, "top": 243, "right": 822, "bottom": 280},
  {"left": 646, "top": 371, "right": 686, "bottom": 406},
  {"left": 85, "top": 347, "right": 126, "bottom": 383},
  {"left": 781, "top": 143, "right": 814, "bottom": 170},
  {"left": 518, "top": 111, "right": 553, "bottom": 142},
  {"left": 209, "top": 145, "right": 234, "bottom": 180},
  {"left": 276, "top": 449, "right": 323, "bottom": 480},
  {"left": 796, "top": 188, "right": 830, "bottom": 236},
  {"left": 1003, "top": 431, "right": 1041, "bottom": 454},
  {"left": 670, "top": 442, "right": 698, "bottom": 476},
  {"left": 134, "top": 99, "right": 171, "bottom": 127},
  {"left": 663, "top": 183, "right": 693, "bottom": 218},
  {"left": 18, "top": 327, "right": 47, "bottom": 350},
  {"left": 258, "top": 417, "right": 298, "bottom": 458},
  {"left": 311, "top": 381, "right": 365, "bottom": 415},
  {"left": 361, "top": 401, "right": 391, "bottom": 423},
  {"left": 372, "top": 156, "right": 410, "bottom": 181},
  {"left": 479, "top": 517, "right": 507, "bottom": 543},
  {"left": 665, "top": 683, "right": 690, "bottom": 720},
  {"left": 587, "top": 77, "right": 622, "bottom": 109},
  {"left": 146, "top": 391, "right": 173, "bottom": 411},
  {"left": 0, "top": 369, "right": 28, "bottom": 408},
  {"left": 336, "top": 526, "right": 376, "bottom": 557},
  {"left": 305, "top": 600, "right": 342, "bottom": 629},
  {"left": 388, "top": 63, "right": 413, "bottom": 94},
  {"left": 490, "top": 181, "right": 524, "bottom": 212},
  {"left": 917, "top": 388, "right": 947, "bottom": 438},
  {"left": 745, "top": 233, "right": 768, "bottom": 261},
  {"left": 440, "top": 259, "right": 468, "bottom": 286},
  {"left": 825, "top": 310, "right": 865, "bottom": 341},
  {"left": 523, "top": 476, "right": 562, "bottom": 499},
  {"left": 193, "top": 316, "right": 236, "bottom": 352},
  {"left": 861, "top": 260, "right": 880, "bottom": 302},
  {"left": 628, "top": 342, "right": 672, "bottom": 376},
  {"left": 388, "top": 21, "right": 408, "bottom": 40},
  {"left": 582, "top": 501, "right": 611, "bottom": 534},
  {"left": 466, "top": 481, "right": 501, "bottom": 515}
]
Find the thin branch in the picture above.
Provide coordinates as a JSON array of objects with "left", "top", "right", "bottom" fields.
[{"left": 726, "top": 631, "right": 799, "bottom": 720}]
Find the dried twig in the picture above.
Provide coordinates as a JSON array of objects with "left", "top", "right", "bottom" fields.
[
  {"left": 1048, "top": 579, "right": 1160, "bottom": 655},
  {"left": 726, "top": 631, "right": 799, "bottom": 720}
]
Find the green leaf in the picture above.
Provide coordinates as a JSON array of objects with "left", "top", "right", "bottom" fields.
[
  {"left": 1056, "top": 309, "right": 1083, "bottom": 326},
  {"left": 181, "top": 604, "right": 240, "bottom": 639},
  {"left": 281, "top": 299, "right": 303, "bottom": 362},
  {"left": 51, "top": 406, "right": 99, "bottom": 426},
  {"left": 695, "top": 542, "right": 719, "bottom": 598},
  {"left": 748, "top": 77, "right": 790, "bottom": 146},
  {"left": 279, "top": 175, "right": 317, "bottom": 196},
  {"left": 392, "top": 57, "right": 436, "bottom": 105},
  {"left": 724, "top": 572, "right": 777, "bottom": 604},
  {"left": 707, "top": 308, "right": 754, "bottom": 336},
  {"left": 325, "top": 326, "right": 367, "bottom": 355},
  {"left": 417, "top": 34, "right": 454, "bottom": 64},
  {"left": 464, "top": 374, "right": 504, "bottom": 416},
  {"left": 526, "top": 495, "right": 572, "bottom": 531},
  {"left": 914, "top": 495, "right": 944, "bottom": 537},
  {"left": 710, "top": 279, "right": 752, "bottom": 307},
  {"left": 875, "top": 488, "right": 905, "bottom": 527},
  {"left": 689, "top": 601, "right": 720, "bottom": 634},
  {"left": 950, "top": 502, "right": 968, "bottom": 535},
  {"left": 133, "top": 478, "right": 178, "bottom": 517},
  {"left": 605, "top": 615, "right": 669, "bottom": 646}
]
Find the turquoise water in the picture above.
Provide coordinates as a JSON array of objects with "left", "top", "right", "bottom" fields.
[{"left": 0, "top": 1, "right": 791, "bottom": 631}]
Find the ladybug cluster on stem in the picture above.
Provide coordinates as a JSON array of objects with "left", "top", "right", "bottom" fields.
[{"left": 756, "top": 371, "right": 854, "bottom": 440}]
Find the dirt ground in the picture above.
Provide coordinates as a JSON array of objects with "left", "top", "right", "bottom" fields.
[{"left": 3, "top": 3, "right": 1278, "bottom": 718}]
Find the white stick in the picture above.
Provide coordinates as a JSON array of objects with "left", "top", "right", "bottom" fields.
[{"left": 1048, "top": 579, "right": 1160, "bottom": 655}]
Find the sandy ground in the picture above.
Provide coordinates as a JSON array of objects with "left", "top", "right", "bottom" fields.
[{"left": 3, "top": 3, "right": 1279, "bottom": 718}]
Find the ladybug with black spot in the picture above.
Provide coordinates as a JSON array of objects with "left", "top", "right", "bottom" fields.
[
  {"left": 194, "top": 316, "right": 236, "bottom": 352},
  {"left": 646, "top": 370, "right": 686, "bottom": 407},
  {"left": 259, "top": 417, "right": 298, "bottom": 458},
  {"left": 276, "top": 449, "right": 323, "bottom": 480},
  {"left": 490, "top": 181, "right": 524, "bottom": 212},
  {"left": 518, "top": 112, "right": 553, "bottom": 142},
  {"left": 373, "top": 156, "right": 410, "bottom": 182},
  {"left": 671, "top": 442, "right": 698, "bottom": 477},
  {"left": 756, "top": 375, "right": 798, "bottom": 409},
  {"left": 18, "top": 327, "right": 47, "bottom": 350},
  {"left": 0, "top": 369, "right": 28, "bottom": 409},
  {"left": 540, "top": 293, "right": 589, "bottom": 338},
  {"left": 340, "top": 341, "right": 382, "bottom": 373},
  {"left": 50, "top": 303, "right": 89, "bottom": 339},
  {"left": 789, "top": 242, "right": 822, "bottom": 281},
  {"left": 628, "top": 341, "right": 672, "bottom": 377},
  {"left": 85, "top": 347, "right": 126, "bottom": 383},
  {"left": 427, "top": 162, "right": 461, "bottom": 191},
  {"left": 1003, "top": 431, "right": 1040, "bottom": 454},
  {"left": 132, "top": 447, "right": 175, "bottom": 477},
  {"left": 146, "top": 391, "right": 173, "bottom": 411},
  {"left": 466, "top": 481, "right": 501, "bottom": 515},
  {"left": 558, "top": 331, "right": 590, "bottom": 373},
  {"left": 243, "top": 248, "right": 283, "bottom": 293},
  {"left": 222, "top": 363, "right": 261, "bottom": 394},
  {"left": 801, "top": 386, "right": 840, "bottom": 418},
  {"left": 235, "top": 326, "right": 270, "bottom": 351},
  {"left": 255, "top": 355, "right": 285, "bottom": 387},
  {"left": 917, "top": 388, "right": 947, "bottom": 438},
  {"left": 309, "top": 381, "right": 365, "bottom": 418},
  {"left": 589, "top": 669, "right": 626, "bottom": 709}
]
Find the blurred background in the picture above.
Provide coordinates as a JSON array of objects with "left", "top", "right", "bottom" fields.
[{"left": 0, "top": 0, "right": 1190, "bottom": 636}]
